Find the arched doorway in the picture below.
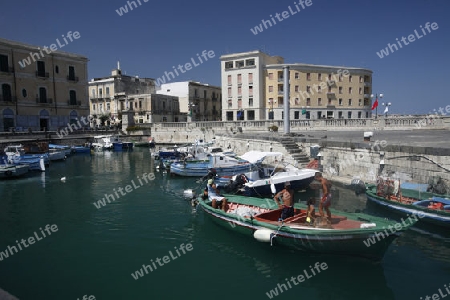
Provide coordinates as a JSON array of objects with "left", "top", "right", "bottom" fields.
[
  {"left": 39, "top": 109, "right": 49, "bottom": 131},
  {"left": 3, "top": 108, "right": 14, "bottom": 131}
]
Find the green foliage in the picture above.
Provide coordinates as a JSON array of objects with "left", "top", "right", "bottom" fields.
[
  {"left": 268, "top": 125, "right": 278, "bottom": 132},
  {"left": 126, "top": 125, "right": 142, "bottom": 132}
]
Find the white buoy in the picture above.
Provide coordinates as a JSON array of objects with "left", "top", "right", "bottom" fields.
[
  {"left": 270, "top": 183, "right": 276, "bottom": 194},
  {"left": 253, "top": 229, "right": 276, "bottom": 243},
  {"left": 61, "top": 177, "right": 66, "bottom": 182}
]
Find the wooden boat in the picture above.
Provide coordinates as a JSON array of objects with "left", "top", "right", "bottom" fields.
[
  {"left": 197, "top": 194, "right": 415, "bottom": 260},
  {"left": 365, "top": 178, "right": 450, "bottom": 228}
]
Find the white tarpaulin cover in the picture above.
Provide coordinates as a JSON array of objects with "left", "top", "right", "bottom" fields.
[{"left": 239, "top": 151, "right": 283, "bottom": 164}]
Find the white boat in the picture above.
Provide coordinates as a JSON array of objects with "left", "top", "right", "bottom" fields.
[
  {"left": 92, "top": 135, "right": 114, "bottom": 150},
  {"left": 0, "top": 164, "right": 29, "bottom": 179},
  {"left": 49, "top": 144, "right": 72, "bottom": 156}
]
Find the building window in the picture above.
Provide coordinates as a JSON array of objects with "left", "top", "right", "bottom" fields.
[
  {"left": 99, "top": 88, "right": 103, "bottom": 97},
  {"left": 55, "top": 66, "right": 59, "bottom": 74},
  {"left": 139, "top": 101, "right": 142, "bottom": 108},
  {"left": 328, "top": 86, "right": 332, "bottom": 93},
  {"left": 107, "top": 103, "right": 110, "bottom": 110},
  {"left": 227, "top": 75, "right": 231, "bottom": 85},
  {"left": 227, "top": 87, "right": 231, "bottom": 97},
  {"left": 318, "top": 98, "right": 322, "bottom": 106},
  {"left": 306, "top": 73, "right": 311, "bottom": 81},
  {"left": 358, "top": 111, "right": 362, "bottom": 118},
  {"left": 0, "top": 54, "right": 9, "bottom": 72},
  {"left": 225, "top": 61, "right": 233, "bottom": 69},
  {"left": 295, "top": 98, "right": 299, "bottom": 105},
  {"left": 359, "top": 87, "right": 362, "bottom": 95},
  {"left": 38, "top": 87, "right": 47, "bottom": 103},
  {"left": 248, "top": 73, "right": 253, "bottom": 83},
  {"left": 249, "top": 86, "right": 253, "bottom": 96},
  {"left": 366, "top": 111, "right": 369, "bottom": 118},
  {"left": 339, "top": 98, "right": 343, "bottom": 106},
  {"left": 68, "top": 66, "right": 76, "bottom": 81},
  {"left": 348, "top": 111, "right": 352, "bottom": 119},
  {"left": 339, "top": 87, "right": 342, "bottom": 94},
  {"left": 246, "top": 59, "right": 255, "bottom": 66},
  {"left": 204, "top": 90, "right": 207, "bottom": 99},
  {"left": 328, "top": 98, "right": 332, "bottom": 105},
  {"left": 306, "top": 86, "right": 311, "bottom": 93},
  {"left": 236, "top": 60, "right": 244, "bottom": 68},
  {"left": 306, "top": 98, "right": 311, "bottom": 106},
  {"left": 359, "top": 99, "right": 362, "bottom": 106},
  {"left": 295, "top": 72, "right": 299, "bottom": 79},
  {"left": 318, "top": 73, "right": 322, "bottom": 81},
  {"left": 237, "top": 86, "right": 242, "bottom": 96},
  {"left": 91, "top": 89, "right": 96, "bottom": 97},
  {"left": 294, "top": 111, "right": 300, "bottom": 119},
  {"left": 69, "top": 90, "right": 77, "bottom": 105},
  {"left": 2, "top": 84, "right": 12, "bottom": 101},
  {"left": 348, "top": 99, "right": 352, "bottom": 106},
  {"left": 37, "top": 61, "right": 46, "bottom": 77},
  {"left": 268, "top": 72, "right": 273, "bottom": 80},
  {"left": 338, "top": 111, "right": 343, "bottom": 118},
  {"left": 237, "top": 74, "right": 242, "bottom": 84},
  {"left": 349, "top": 87, "right": 352, "bottom": 94},
  {"left": 93, "top": 104, "right": 96, "bottom": 110},
  {"left": 268, "top": 86, "right": 273, "bottom": 93},
  {"left": 339, "top": 74, "right": 343, "bottom": 82},
  {"left": 295, "top": 85, "right": 299, "bottom": 92},
  {"left": 22, "top": 89, "right": 27, "bottom": 98},
  {"left": 106, "top": 87, "right": 110, "bottom": 96},
  {"left": 249, "top": 98, "right": 253, "bottom": 107},
  {"left": 349, "top": 75, "right": 352, "bottom": 82},
  {"left": 360, "top": 76, "right": 363, "bottom": 83},
  {"left": 318, "top": 86, "right": 322, "bottom": 93},
  {"left": 226, "top": 111, "right": 233, "bottom": 121},
  {"left": 99, "top": 103, "right": 103, "bottom": 111}
]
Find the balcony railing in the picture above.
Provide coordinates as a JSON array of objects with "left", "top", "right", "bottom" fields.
[
  {"left": 363, "top": 94, "right": 371, "bottom": 98},
  {"left": 68, "top": 100, "right": 81, "bottom": 106},
  {"left": 35, "top": 71, "right": 49, "bottom": 78},
  {"left": 278, "top": 91, "right": 284, "bottom": 95},
  {"left": 67, "top": 75, "right": 79, "bottom": 82},
  {"left": 278, "top": 78, "right": 284, "bottom": 82},
  {"left": 0, "top": 95, "right": 16, "bottom": 102},
  {"left": 364, "top": 82, "right": 371, "bottom": 87},
  {"left": 36, "top": 97, "right": 53, "bottom": 104}
]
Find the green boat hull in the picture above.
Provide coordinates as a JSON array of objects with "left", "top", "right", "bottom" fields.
[{"left": 199, "top": 194, "right": 413, "bottom": 260}]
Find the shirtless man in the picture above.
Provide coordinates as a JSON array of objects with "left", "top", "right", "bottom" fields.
[
  {"left": 274, "top": 181, "right": 294, "bottom": 220},
  {"left": 315, "top": 172, "right": 332, "bottom": 223}
]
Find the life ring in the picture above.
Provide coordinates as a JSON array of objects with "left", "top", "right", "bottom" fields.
[{"left": 5, "top": 170, "right": 13, "bottom": 177}]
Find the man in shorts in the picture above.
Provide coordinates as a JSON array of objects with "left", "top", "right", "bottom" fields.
[
  {"left": 274, "top": 181, "right": 295, "bottom": 220},
  {"left": 315, "top": 172, "right": 332, "bottom": 223},
  {"left": 207, "top": 179, "right": 228, "bottom": 212}
]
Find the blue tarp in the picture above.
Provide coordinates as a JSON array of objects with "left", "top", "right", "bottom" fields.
[{"left": 401, "top": 182, "right": 429, "bottom": 192}]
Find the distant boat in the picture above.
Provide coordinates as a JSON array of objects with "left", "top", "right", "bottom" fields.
[
  {"left": 365, "top": 178, "right": 450, "bottom": 228},
  {"left": 4, "top": 144, "right": 49, "bottom": 170},
  {"left": 71, "top": 145, "right": 91, "bottom": 153},
  {"left": 92, "top": 135, "right": 114, "bottom": 150},
  {"left": 48, "top": 149, "right": 66, "bottom": 161},
  {"left": 0, "top": 164, "right": 29, "bottom": 179},
  {"left": 49, "top": 144, "right": 72, "bottom": 156}
]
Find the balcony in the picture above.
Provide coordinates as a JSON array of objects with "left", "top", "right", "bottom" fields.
[
  {"left": 35, "top": 71, "right": 49, "bottom": 78},
  {"left": 36, "top": 97, "right": 53, "bottom": 104},
  {"left": 0, "top": 95, "right": 16, "bottom": 102},
  {"left": 0, "top": 67, "right": 14, "bottom": 74},
  {"left": 68, "top": 100, "right": 81, "bottom": 106},
  {"left": 67, "top": 75, "right": 79, "bottom": 82}
]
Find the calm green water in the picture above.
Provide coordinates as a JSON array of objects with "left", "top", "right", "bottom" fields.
[{"left": 0, "top": 149, "right": 449, "bottom": 300}]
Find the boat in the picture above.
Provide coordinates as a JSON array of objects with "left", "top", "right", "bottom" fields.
[
  {"left": 365, "top": 177, "right": 450, "bottom": 228},
  {"left": 4, "top": 144, "right": 49, "bottom": 170},
  {"left": 48, "top": 149, "right": 67, "bottom": 161},
  {"left": 0, "top": 164, "right": 30, "bottom": 179},
  {"left": 49, "top": 144, "right": 72, "bottom": 156},
  {"left": 170, "top": 152, "right": 254, "bottom": 177},
  {"left": 133, "top": 137, "right": 155, "bottom": 148},
  {"left": 92, "top": 135, "right": 114, "bottom": 150},
  {"left": 112, "top": 136, "right": 133, "bottom": 151},
  {"left": 71, "top": 145, "right": 91, "bottom": 153},
  {"left": 197, "top": 193, "right": 416, "bottom": 260}
]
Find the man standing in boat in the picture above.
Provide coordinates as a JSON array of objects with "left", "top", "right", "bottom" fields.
[
  {"left": 274, "top": 181, "right": 295, "bottom": 220},
  {"left": 315, "top": 172, "right": 332, "bottom": 223}
]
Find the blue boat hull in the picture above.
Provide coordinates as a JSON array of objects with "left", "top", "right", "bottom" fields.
[{"left": 113, "top": 142, "right": 133, "bottom": 151}]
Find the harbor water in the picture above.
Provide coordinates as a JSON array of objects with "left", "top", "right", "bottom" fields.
[{"left": 0, "top": 148, "right": 449, "bottom": 300}]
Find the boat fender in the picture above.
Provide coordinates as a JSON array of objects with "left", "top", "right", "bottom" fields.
[
  {"left": 360, "top": 223, "right": 377, "bottom": 229},
  {"left": 5, "top": 170, "right": 13, "bottom": 177},
  {"left": 270, "top": 183, "right": 276, "bottom": 194},
  {"left": 253, "top": 229, "right": 276, "bottom": 243}
]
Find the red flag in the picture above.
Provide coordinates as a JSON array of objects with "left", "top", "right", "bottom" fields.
[{"left": 371, "top": 98, "right": 378, "bottom": 110}]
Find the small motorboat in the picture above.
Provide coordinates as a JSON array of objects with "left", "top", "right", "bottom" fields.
[{"left": 0, "top": 164, "right": 30, "bottom": 179}]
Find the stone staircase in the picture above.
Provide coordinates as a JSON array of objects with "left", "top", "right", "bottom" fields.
[{"left": 279, "top": 136, "right": 311, "bottom": 167}]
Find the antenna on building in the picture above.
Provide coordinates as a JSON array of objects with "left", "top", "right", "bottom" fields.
[{"left": 117, "top": 61, "right": 121, "bottom": 70}]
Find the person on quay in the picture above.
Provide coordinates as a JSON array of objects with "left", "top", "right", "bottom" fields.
[
  {"left": 207, "top": 179, "right": 228, "bottom": 212},
  {"left": 274, "top": 181, "right": 295, "bottom": 220},
  {"left": 315, "top": 172, "right": 332, "bottom": 223}
]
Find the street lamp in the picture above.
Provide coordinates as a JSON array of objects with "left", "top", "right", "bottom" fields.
[
  {"left": 382, "top": 102, "right": 392, "bottom": 118},
  {"left": 188, "top": 102, "right": 195, "bottom": 122},
  {"left": 370, "top": 93, "right": 383, "bottom": 119}
]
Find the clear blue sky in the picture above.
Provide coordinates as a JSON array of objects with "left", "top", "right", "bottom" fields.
[{"left": 1, "top": 0, "right": 448, "bottom": 115}]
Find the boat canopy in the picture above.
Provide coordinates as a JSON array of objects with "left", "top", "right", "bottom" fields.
[{"left": 239, "top": 151, "right": 283, "bottom": 164}]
